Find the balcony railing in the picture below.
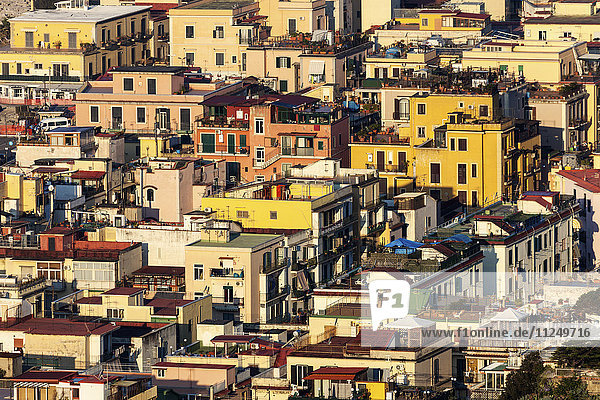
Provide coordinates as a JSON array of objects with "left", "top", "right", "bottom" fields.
[
  {"left": 197, "top": 117, "right": 250, "bottom": 129},
  {"left": 365, "top": 163, "right": 407, "bottom": 173},
  {"left": 261, "top": 258, "right": 288, "bottom": 274},
  {"left": 0, "top": 74, "right": 82, "bottom": 82},
  {"left": 393, "top": 111, "right": 410, "bottom": 120}
]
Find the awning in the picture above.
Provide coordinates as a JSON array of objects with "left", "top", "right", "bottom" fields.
[
  {"left": 71, "top": 170, "right": 106, "bottom": 180},
  {"left": 303, "top": 367, "right": 367, "bottom": 381},
  {"left": 308, "top": 60, "right": 325, "bottom": 75},
  {"left": 297, "top": 270, "right": 310, "bottom": 291},
  {"left": 277, "top": 131, "right": 318, "bottom": 136}
]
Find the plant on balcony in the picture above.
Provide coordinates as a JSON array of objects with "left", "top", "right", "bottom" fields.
[
  {"left": 53, "top": 40, "right": 62, "bottom": 49},
  {"left": 559, "top": 82, "right": 582, "bottom": 98}
]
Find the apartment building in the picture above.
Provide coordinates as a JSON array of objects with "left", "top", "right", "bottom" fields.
[
  {"left": 364, "top": 48, "right": 439, "bottom": 79},
  {"left": 168, "top": 0, "right": 268, "bottom": 77},
  {"left": 427, "top": 191, "right": 580, "bottom": 300},
  {"left": 195, "top": 93, "right": 350, "bottom": 182},
  {"left": 462, "top": 40, "right": 588, "bottom": 84},
  {"left": 75, "top": 66, "right": 242, "bottom": 134},
  {"left": 0, "top": 172, "right": 44, "bottom": 217},
  {"left": 184, "top": 228, "right": 286, "bottom": 324},
  {"left": 351, "top": 90, "right": 543, "bottom": 202},
  {"left": 370, "top": 9, "right": 491, "bottom": 47},
  {"left": 201, "top": 175, "right": 361, "bottom": 287},
  {"left": 11, "top": 368, "right": 157, "bottom": 400},
  {"left": 54, "top": 287, "right": 211, "bottom": 345},
  {"left": 529, "top": 86, "right": 590, "bottom": 152},
  {"left": 524, "top": 15, "right": 600, "bottom": 42},
  {"left": 0, "top": 5, "right": 152, "bottom": 104},
  {"left": 553, "top": 169, "right": 600, "bottom": 270},
  {"left": 257, "top": 0, "right": 328, "bottom": 36},
  {"left": 246, "top": 34, "right": 370, "bottom": 91},
  {"left": 0, "top": 226, "right": 142, "bottom": 292}
]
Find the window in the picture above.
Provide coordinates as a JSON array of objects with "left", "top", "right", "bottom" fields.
[
  {"left": 237, "top": 210, "right": 249, "bottom": 218},
  {"left": 394, "top": 98, "right": 410, "bottom": 120},
  {"left": 458, "top": 138, "right": 467, "bottom": 151},
  {"left": 458, "top": 163, "right": 467, "bottom": 184},
  {"left": 538, "top": 30, "right": 546, "bottom": 40},
  {"left": 508, "top": 249, "right": 513, "bottom": 266},
  {"left": 288, "top": 18, "right": 297, "bottom": 34},
  {"left": 318, "top": 141, "right": 324, "bottom": 150},
  {"left": 25, "top": 31, "right": 33, "bottom": 47},
  {"left": 472, "top": 191, "right": 478, "bottom": 207},
  {"left": 223, "top": 286, "right": 234, "bottom": 303},
  {"left": 254, "top": 117, "right": 264, "bottom": 134},
  {"left": 471, "top": 163, "right": 477, "bottom": 178},
  {"left": 290, "top": 365, "right": 313, "bottom": 385},
  {"left": 180, "top": 108, "right": 191, "bottom": 131},
  {"left": 185, "top": 25, "right": 194, "bottom": 38},
  {"left": 34, "top": 63, "right": 42, "bottom": 70},
  {"left": 37, "top": 262, "right": 62, "bottom": 280},
  {"left": 147, "top": 188, "right": 154, "bottom": 202},
  {"left": 276, "top": 57, "right": 291, "bottom": 68},
  {"left": 450, "top": 138, "right": 456, "bottom": 151},
  {"left": 479, "top": 105, "right": 489, "bottom": 117},
  {"left": 123, "top": 77, "right": 134, "bottom": 91},
  {"left": 422, "top": 18, "right": 428, "bottom": 26},
  {"left": 270, "top": 211, "right": 278, "bottom": 219},
  {"left": 458, "top": 190, "right": 467, "bottom": 204},
  {"left": 136, "top": 107, "right": 145, "bottom": 124},
  {"left": 16, "top": 63, "right": 21, "bottom": 75},
  {"left": 213, "top": 26, "right": 224, "bottom": 38},
  {"left": 90, "top": 106, "right": 99, "bottom": 123},
  {"left": 216, "top": 52, "right": 225, "bottom": 66},
  {"left": 157, "top": 369, "right": 165, "bottom": 378},
  {"left": 147, "top": 78, "right": 156, "bottom": 94},
  {"left": 107, "top": 308, "right": 124, "bottom": 319},
  {"left": 417, "top": 126, "right": 426, "bottom": 138},
  {"left": 68, "top": 32, "right": 77, "bottom": 49},
  {"left": 280, "top": 80, "right": 288, "bottom": 92},
  {"left": 417, "top": 103, "right": 426, "bottom": 115},
  {"left": 1, "top": 63, "right": 7, "bottom": 76},
  {"left": 44, "top": 33, "right": 49, "bottom": 43},
  {"left": 231, "top": 55, "right": 237, "bottom": 64},
  {"left": 185, "top": 52, "right": 194, "bottom": 66},
  {"left": 194, "top": 264, "right": 203, "bottom": 280},
  {"left": 430, "top": 163, "right": 441, "bottom": 184}
]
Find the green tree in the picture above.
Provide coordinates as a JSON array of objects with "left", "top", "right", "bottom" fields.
[
  {"left": 573, "top": 287, "right": 600, "bottom": 315},
  {"left": 553, "top": 376, "right": 590, "bottom": 400},
  {"left": 552, "top": 347, "right": 600, "bottom": 369},
  {"left": 500, "top": 351, "right": 546, "bottom": 400}
]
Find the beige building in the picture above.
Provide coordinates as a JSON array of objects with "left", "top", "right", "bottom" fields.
[
  {"left": 168, "top": 0, "right": 268, "bottom": 77},
  {"left": 184, "top": 229, "right": 286, "bottom": 324},
  {"left": 524, "top": 15, "right": 600, "bottom": 42},
  {"left": 75, "top": 66, "right": 242, "bottom": 133},
  {"left": 461, "top": 40, "right": 588, "bottom": 84},
  {"left": 245, "top": 37, "right": 370, "bottom": 91},
  {"left": 135, "top": 158, "right": 195, "bottom": 223},
  {"left": 59, "top": 287, "right": 211, "bottom": 344},
  {"left": 257, "top": 0, "right": 327, "bottom": 36},
  {"left": 365, "top": 48, "right": 439, "bottom": 79}
]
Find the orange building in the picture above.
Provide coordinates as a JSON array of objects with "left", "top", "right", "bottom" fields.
[{"left": 195, "top": 94, "right": 350, "bottom": 182}]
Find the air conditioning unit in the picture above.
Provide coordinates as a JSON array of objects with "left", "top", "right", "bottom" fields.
[{"left": 204, "top": 207, "right": 212, "bottom": 213}]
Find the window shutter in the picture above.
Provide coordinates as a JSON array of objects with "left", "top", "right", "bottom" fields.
[{"left": 276, "top": 57, "right": 281, "bottom": 68}]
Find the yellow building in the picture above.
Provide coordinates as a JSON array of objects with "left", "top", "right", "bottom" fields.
[
  {"left": 0, "top": 173, "right": 43, "bottom": 217},
  {"left": 201, "top": 178, "right": 361, "bottom": 287},
  {"left": 351, "top": 113, "right": 542, "bottom": 204},
  {"left": 168, "top": 0, "right": 268, "bottom": 76},
  {"left": 184, "top": 228, "right": 286, "bottom": 324},
  {"left": 0, "top": 5, "right": 152, "bottom": 103},
  {"left": 461, "top": 40, "right": 587, "bottom": 84}
]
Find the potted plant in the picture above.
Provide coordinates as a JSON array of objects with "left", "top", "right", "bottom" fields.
[{"left": 53, "top": 40, "right": 61, "bottom": 49}]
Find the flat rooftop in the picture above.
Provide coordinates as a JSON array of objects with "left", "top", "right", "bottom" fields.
[
  {"left": 111, "top": 66, "right": 187, "bottom": 74},
  {"left": 10, "top": 5, "right": 151, "bottom": 23},
  {"left": 525, "top": 15, "right": 600, "bottom": 24},
  {"left": 176, "top": 0, "right": 254, "bottom": 9},
  {"left": 3, "top": 318, "right": 119, "bottom": 336},
  {"left": 188, "top": 232, "right": 280, "bottom": 249}
]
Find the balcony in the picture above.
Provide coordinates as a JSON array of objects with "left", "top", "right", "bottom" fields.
[
  {"left": 197, "top": 116, "right": 250, "bottom": 129},
  {"left": 210, "top": 268, "right": 244, "bottom": 278},
  {"left": 197, "top": 143, "right": 250, "bottom": 156},
  {"left": 367, "top": 221, "right": 386, "bottom": 235},
  {"left": 0, "top": 74, "right": 81, "bottom": 82},
  {"left": 365, "top": 163, "right": 407, "bottom": 173},
  {"left": 263, "top": 285, "right": 290, "bottom": 302},
  {"left": 261, "top": 258, "right": 288, "bottom": 274},
  {"left": 568, "top": 118, "right": 589, "bottom": 129},
  {"left": 351, "top": 133, "right": 410, "bottom": 146},
  {"left": 393, "top": 111, "right": 410, "bottom": 120}
]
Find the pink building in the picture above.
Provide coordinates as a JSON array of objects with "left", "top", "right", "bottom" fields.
[{"left": 152, "top": 362, "right": 235, "bottom": 397}]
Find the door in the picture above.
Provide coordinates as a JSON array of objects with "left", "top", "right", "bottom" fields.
[
  {"left": 48, "top": 237, "right": 55, "bottom": 251},
  {"left": 201, "top": 133, "right": 215, "bottom": 153},
  {"left": 180, "top": 108, "right": 191, "bottom": 131},
  {"left": 156, "top": 108, "right": 170, "bottom": 131},
  {"left": 398, "top": 151, "right": 406, "bottom": 172},
  {"left": 376, "top": 151, "right": 385, "bottom": 170},
  {"left": 288, "top": 19, "right": 297, "bottom": 34},
  {"left": 282, "top": 136, "right": 292, "bottom": 155},
  {"left": 111, "top": 107, "right": 123, "bottom": 130},
  {"left": 25, "top": 32, "right": 33, "bottom": 48},
  {"left": 227, "top": 134, "right": 235, "bottom": 154},
  {"left": 256, "top": 147, "right": 265, "bottom": 163},
  {"left": 68, "top": 32, "right": 77, "bottom": 49}
]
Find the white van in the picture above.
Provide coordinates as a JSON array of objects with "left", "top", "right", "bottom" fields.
[{"left": 38, "top": 117, "right": 70, "bottom": 132}]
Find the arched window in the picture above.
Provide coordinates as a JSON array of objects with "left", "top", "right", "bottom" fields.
[{"left": 147, "top": 188, "right": 154, "bottom": 202}]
